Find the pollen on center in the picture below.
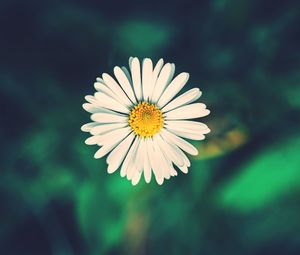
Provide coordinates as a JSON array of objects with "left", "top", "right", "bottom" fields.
[{"left": 128, "top": 102, "right": 163, "bottom": 138}]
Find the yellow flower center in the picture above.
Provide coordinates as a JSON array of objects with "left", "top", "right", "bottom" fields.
[{"left": 128, "top": 102, "right": 163, "bottom": 138}]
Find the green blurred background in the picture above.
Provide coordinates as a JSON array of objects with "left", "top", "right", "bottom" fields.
[{"left": 1, "top": 0, "right": 300, "bottom": 254}]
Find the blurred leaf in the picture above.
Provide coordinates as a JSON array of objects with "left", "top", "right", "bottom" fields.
[
  {"left": 216, "top": 134, "right": 300, "bottom": 212},
  {"left": 75, "top": 180, "right": 128, "bottom": 254}
]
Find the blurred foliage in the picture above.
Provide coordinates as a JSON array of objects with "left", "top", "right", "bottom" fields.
[
  {"left": 217, "top": 134, "right": 300, "bottom": 212},
  {"left": 1, "top": 0, "right": 300, "bottom": 254}
]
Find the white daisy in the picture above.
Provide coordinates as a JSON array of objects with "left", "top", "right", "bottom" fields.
[{"left": 81, "top": 57, "right": 210, "bottom": 185}]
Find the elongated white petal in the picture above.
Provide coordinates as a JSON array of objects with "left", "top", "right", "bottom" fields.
[
  {"left": 161, "top": 129, "right": 198, "bottom": 155},
  {"left": 151, "top": 58, "right": 164, "bottom": 97},
  {"left": 156, "top": 134, "right": 184, "bottom": 167},
  {"left": 94, "top": 82, "right": 128, "bottom": 107},
  {"left": 96, "top": 77, "right": 104, "bottom": 83},
  {"left": 91, "top": 122, "right": 128, "bottom": 136},
  {"left": 125, "top": 137, "right": 141, "bottom": 180},
  {"left": 114, "top": 66, "right": 137, "bottom": 104},
  {"left": 178, "top": 148, "right": 191, "bottom": 167},
  {"left": 94, "top": 128, "right": 131, "bottom": 158},
  {"left": 165, "top": 120, "right": 210, "bottom": 134},
  {"left": 94, "top": 82, "right": 109, "bottom": 93},
  {"left": 146, "top": 139, "right": 163, "bottom": 180},
  {"left": 143, "top": 141, "right": 152, "bottom": 183},
  {"left": 85, "top": 95, "right": 98, "bottom": 104},
  {"left": 91, "top": 112, "right": 127, "bottom": 124},
  {"left": 81, "top": 122, "right": 98, "bottom": 132},
  {"left": 94, "top": 92, "right": 129, "bottom": 114},
  {"left": 95, "top": 126, "right": 131, "bottom": 146},
  {"left": 142, "top": 58, "right": 153, "bottom": 101},
  {"left": 130, "top": 57, "right": 142, "bottom": 101},
  {"left": 158, "top": 133, "right": 190, "bottom": 168},
  {"left": 156, "top": 175, "right": 164, "bottom": 185},
  {"left": 121, "top": 66, "right": 132, "bottom": 84},
  {"left": 151, "top": 63, "right": 172, "bottom": 102},
  {"left": 170, "top": 164, "right": 178, "bottom": 176},
  {"left": 120, "top": 137, "right": 139, "bottom": 177},
  {"left": 167, "top": 128, "right": 206, "bottom": 140},
  {"left": 102, "top": 73, "right": 132, "bottom": 107},
  {"left": 165, "top": 103, "right": 210, "bottom": 120},
  {"left": 129, "top": 56, "right": 134, "bottom": 68},
  {"left": 132, "top": 171, "right": 142, "bottom": 185},
  {"left": 162, "top": 88, "right": 201, "bottom": 113},
  {"left": 153, "top": 137, "right": 171, "bottom": 179},
  {"left": 82, "top": 103, "right": 112, "bottom": 114},
  {"left": 167, "top": 63, "right": 176, "bottom": 86},
  {"left": 158, "top": 72, "right": 189, "bottom": 108},
  {"left": 127, "top": 138, "right": 144, "bottom": 180},
  {"left": 153, "top": 58, "right": 164, "bottom": 74},
  {"left": 107, "top": 132, "right": 135, "bottom": 173},
  {"left": 85, "top": 135, "right": 101, "bottom": 145},
  {"left": 179, "top": 165, "right": 188, "bottom": 174}
]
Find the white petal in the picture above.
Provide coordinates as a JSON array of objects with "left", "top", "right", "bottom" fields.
[
  {"left": 107, "top": 132, "right": 135, "bottom": 173},
  {"left": 179, "top": 165, "right": 188, "bottom": 174},
  {"left": 102, "top": 73, "right": 132, "bottom": 107},
  {"left": 157, "top": 134, "right": 190, "bottom": 171},
  {"left": 156, "top": 175, "right": 164, "bottom": 185},
  {"left": 151, "top": 63, "right": 173, "bottom": 102},
  {"left": 167, "top": 63, "right": 176, "bottom": 86},
  {"left": 94, "top": 81, "right": 109, "bottom": 93},
  {"left": 94, "top": 82, "right": 128, "bottom": 107},
  {"left": 142, "top": 58, "right": 153, "bottom": 101},
  {"left": 155, "top": 134, "right": 184, "bottom": 167},
  {"left": 129, "top": 56, "right": 134, "bottom": 68},
  {"left": 127, "top": 138, "right": 144, "bottom": 180},
  {"left": 160, "top": 129, "right": 198, "bottom": 156},
  {"left": 96, "top": 77, "right": 104, "bottom": 83},
  {"left": 81, "top": 122, "right": 98, "bottom": 132},
  {"left": 95, "top": 126, "right": 131, "bottom": 146},
  {"left": 91, "top": 112, "right": 127, "bottom": 124},
  {"left": 165, "top": 103, "right": 210, "bottom": 120},
  {"left": 130, "top": 57, "right": 142, "bottom": 101},
  {"left": 165, "top": 120, "right": 210, "bottom": 134},
  {"left": 85, "top": 95, "right": 98, "bottom": 104},
  {"left": 174, "top": 144, "right": 191, "bottom": 167},
  {"left": 153, "top": 137, "right": 171, "bottom": 179},
  {"left": 114, "top": 66, "right": 137, "bottom": 104},
  {"left": 85, "top": 135, "right": 101, "bottom": 145},
  {"left": 94, "top": 128, "right": 131, "bottom": 159},
  {"left": 90, "top": 122, "right": 128, "bottom": 136},
  {"left": 94, "top": 92, "right": 129, "bottom": 114},
  {"left": 121, "top": 66, "right": 132, "bottom": 84},
  {"left": 120, "top": 136, "right": 139, "bottom": 177},
  {"left": 166, "top": 160, "right": 178, "bottom": 177},
  {"left": 82, "top": 103, "right": 112, "bottom": 114},
  {"left": 151, "top": 58, "right": 164, "bottom": 97},
  {"left": 132, "top": 171, "right": 142, "bottom": 185},
  {"left": 157, "top": 72, "right": 189, "bottom": 108},
  {"left": 146, "top": 139, "right": 163, "bottom": 180},
  {"left": 143, "top": 142, "right": 152, "bottom": 183},
  {"left": 124, "top": 137, "right": 141, "bottom": 180},
  {"left": 167, "top": 128, "right": 206, "bottom": 140},
  {"left": 162, "top": 88, "right": 201, "bottom": 113},
  {"left": 153, "top": 58, "right": 164, "bottom": 74}
]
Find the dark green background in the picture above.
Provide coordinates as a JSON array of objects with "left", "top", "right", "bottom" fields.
[{"left": 1, "top": 0, "right": 300, "bottom": 254}]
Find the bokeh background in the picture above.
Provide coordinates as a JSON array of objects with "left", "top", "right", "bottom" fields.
[{"left": 1, "top": 0, "right": 300, "bottom": 254}]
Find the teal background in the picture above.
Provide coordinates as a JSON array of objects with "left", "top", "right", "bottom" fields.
[{"left": 1, "top": 0, "right": 300, "bottom": 254}]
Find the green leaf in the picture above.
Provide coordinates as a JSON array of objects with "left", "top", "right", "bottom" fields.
[{"left": 216, "top": 135, "right": 300, "bottom": 212}]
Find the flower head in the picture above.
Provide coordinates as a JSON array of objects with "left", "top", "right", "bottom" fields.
[{"left": 81, "top": 57, "right": 210, "bottom": 185}]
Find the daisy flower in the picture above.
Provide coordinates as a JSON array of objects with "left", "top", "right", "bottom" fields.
[{"left": 81, "top": 57, "right": 210, "bottom": 185}]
